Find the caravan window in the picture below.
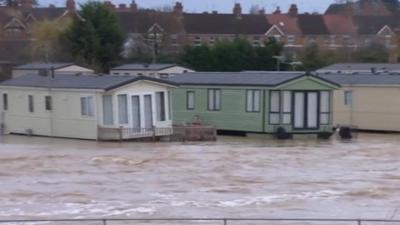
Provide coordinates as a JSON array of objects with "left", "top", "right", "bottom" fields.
[
  {"left": 102, "top": 95, "right": 113, "bottom": 125},
  {"left": 320, "top": 91, "right": 331, "bottom": 125},
  {"left": 208, "top": 89, "right": 221, "bottom": 111},
  {"left": 269, "top": 91, "right": 280, "bottom": 124},
  {"left": 246, "top": 90, "right": 261, "bottom": 112},
  {"left": 45, "top": 96, "right": 52, "bottom": 111},
  {"left": 187, "top": 91, "right": 195, "bottom": 110},
  {"left": 344, "top": 91, "right": 353, "bottom": 106},
  {"left": 3, "top": 93, "right": 7, "bottom": 111},
  {"left": 156, "top": 92, "right": 166, "bottom": 121},
  {"left": 118, "top": 94, "right": 128, "bottom": 124},
  {"left": 28, "top": 95, "right": 34, "bottom": 113},
  {"left": 81, "top": 96, "right": 94, "bottom": 117}
]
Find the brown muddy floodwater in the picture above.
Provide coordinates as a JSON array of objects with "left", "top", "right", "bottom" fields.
[{"left": 0, "top": 133, "right": 400, "bottom": 222}]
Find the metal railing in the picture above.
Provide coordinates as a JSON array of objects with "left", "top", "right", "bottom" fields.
[
  {"left": 97, "top": 125, "right": 217, "bottom": 142},
  {"left": 0, "top": 218, "right": 400, "bottom": 225}
]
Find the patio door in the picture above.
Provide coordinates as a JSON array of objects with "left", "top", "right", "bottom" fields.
[
  {"left": 144, "top": 95, "right": 153, "bottom": 129},
  {"left": 293, "top": 92, "right": 319, "bottom": 129},
  {"left": 131, "top": 96, "right": 141, "bottom": 132}
]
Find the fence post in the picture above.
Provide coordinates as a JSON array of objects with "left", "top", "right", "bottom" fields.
[
  {"left": 357, "top": 219, "right": 362, "bottom": 225},
  {"left": 118, "top": 126, "right": 123, "bottom": 142},
  {"left": 102, "top": 219, "right": 107, "bottom": 225},
  {"left": 152, "top": 126, "right": 156, "bottom": 142}
]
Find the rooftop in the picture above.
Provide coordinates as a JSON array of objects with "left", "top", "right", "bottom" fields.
[
  {"left": 319, "top": 73, "right": 400, "bottom": 85},
  {"left": 14, "top": 63, "right": 75, "bottom": 70},
  {"left": 169, "top": 71, "right": 338, "bottom": 87},
  {"left": 0, "top": 74, "right": 176, "bottom": 91},
  {"left": 111, "top": 63, "right": 178, "bottom": 71},
  {"left": 317, "top": 63, "right": 400, "bottom": 72}
]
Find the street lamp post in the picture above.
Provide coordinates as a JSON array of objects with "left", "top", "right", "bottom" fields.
[{"left": 273, "top": 55, "right": 285, "bottom": 71}]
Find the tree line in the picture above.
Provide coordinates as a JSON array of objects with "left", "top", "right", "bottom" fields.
[{"left": 28, "top": 1, "right": 392, "bottom": 73}]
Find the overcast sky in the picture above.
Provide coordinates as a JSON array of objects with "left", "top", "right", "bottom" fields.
[{"left": 42, "top": 0, "right": 333, "bottom": 13}]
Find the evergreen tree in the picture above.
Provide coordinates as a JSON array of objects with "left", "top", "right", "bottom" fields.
[
  {"left": 181, "top": 38, "right": 284, "bottom": 72},
  {"left": 65, "top": 1, "right": 125, "bottom": 72}
]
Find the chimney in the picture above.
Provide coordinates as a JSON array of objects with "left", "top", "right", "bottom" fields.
[
  {"left": 233, "top": 3, "right": 242, "bottom": 18},
  {"left": 174, "top": 2, "right": 183, "bottom": 16},
  {"left": 20, "top": 0, "right": 33, "bottom": 9},
  {"left": 344, "top": 1, "right": 353, "bottom": 16},
  {"left": 66, "top": 0, "right": 76, "bottom": 12},
  {"left": 259, "top": 8, "right": 265, "bottom": 15},
  {"left": 130, "top": 0, "right": 138, "bottom": 12},
  {"left": 119, "top": 4, "right": 127, "bottom": 11},
  {"left": 104, "top": 1, "right": 116, "bottom": 10},
  {"left": 273, "top": 6, "right": 281, "bottom": 14},
  {"left": 288, "top": 4, "right": 298, "bottom": 17}
]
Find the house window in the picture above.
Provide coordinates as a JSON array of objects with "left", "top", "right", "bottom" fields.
[
  {"left": 269, "top": 91, "right": 280, "bottom": 124},
  {"left": 287, "top": 35, "right": 295, "bottom": 45},
  {"left": 320, "top": 91, "right": 330, "bottom": 125},
  {"left": 170, "top": 34, "right": 178, "bottom": 46},
  {"left": 187, "top": 91, "right": 195, "bottom": 110},
  {"left": 246, "top": 90, "right": 261, "bottom": 112},
  {"left": 208, "top": 89, "right": 221, "bottom": 111},
  {"left": 344, "top": 90, "right": 353, "bottom": 106},
  {"left": 28, "top": 95, "right": 34, "bottom": 113},
  {"left": 194, "top": 36, "right": 202, "bottom": 46},
  {"left": 3, "top": 93, "right": 7, "bottom": 111},
  {"left": 282, "top": 91, "right": 292, "bottom": 124},
  {"left": 209, "top": 37, "right": 215, "bottom": 45},
  {"left": 307, "top": 36, "right": 316, "bottom": 44},
  {"left": 102, "top": 95, "right": 113, "bottom": 125},
  {"left": 118, "top": 94, "right": 128, "bottom": 124},
  {"left": 45, "top": 96, "right": 52, "bottom": 111},
  {"left": 81, "top": 96, "right": 94, "bottom": 117},
  {"left": 252, "top": 36, "right": 260, "bottom": 47},
  {"left": 156, "top": 92, "right": 166, "bottom": 121}
]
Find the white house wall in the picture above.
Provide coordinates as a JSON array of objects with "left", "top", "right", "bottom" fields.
[
  {"left": 110, "top": 66, "right": 193, "bottom": 77},
  {"left": 99, "top": 80, "right": 173, "bottom": 130},
  {"left": 1, "top": 88, "right": 99, "bottom": 139},
  {"left": 159, "top": 66, "right": 194, "bottom": 74},
  {"left": 56, "top": 65, "right": 94, "bottom": 74}
]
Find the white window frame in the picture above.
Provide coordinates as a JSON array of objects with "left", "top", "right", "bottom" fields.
[
  {"left": 281, "top": 91, "right": 292, "bottom": 125},
  {"left": 81, "top": 96, "right": 95, "bottom": 117},
  {"left": 344, "top": 90, "right": 353, "bottom": 106},
  {"left": 208, "top": 89, "right": 221, "bottom": 111},
  {"left": 118, "top": 94, "right": 128, "bottom": 125},
  {"left": 246, "top": 90, "right": 261, "bottom": 112},
  {"left": 187, "top": 91, "right": 195, "bottom": 110},
  {"left": 269, "top": 91, "right": 281, "bottom": 125}
]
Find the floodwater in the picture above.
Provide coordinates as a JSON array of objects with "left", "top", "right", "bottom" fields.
[{"left": 0, "top": 133, "right": 400, "bottom": 222}]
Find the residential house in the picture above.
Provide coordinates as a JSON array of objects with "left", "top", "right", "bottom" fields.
[
  {"left": 0, "top": 74, "right": 176, "bottom": 140},
  {"left": 317, "top": 63, "right": 400, "bottom": 74},
  {"left": 319, "top": 73, "right": 400, "bottom": 132},
  {"left": 0, "top": 0, "right": 78, "bottom": 62},
  {"left": 110, "top": 63, "right": 194, "bottom": 78},
  {"left": 169, "top": 72, "right": 340, "bottom": 135},
  {"left": 12, "top": 63, "right": 94, "bottom": 78},
  {"left": 1, "top": 1, "right": 400, "bottom": 63},
  {"left": 182, "top": 4, "right": 274, "bottom": 47}
]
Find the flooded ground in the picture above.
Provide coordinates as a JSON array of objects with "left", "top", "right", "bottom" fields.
[{"left": 0, "top": 133, "right": 400, "bottom": 222}]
